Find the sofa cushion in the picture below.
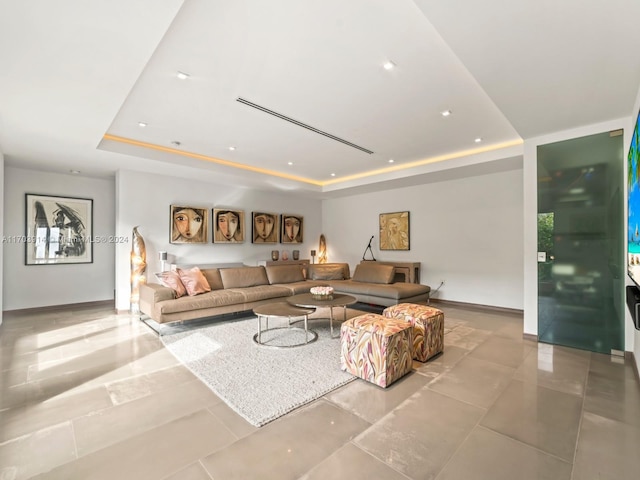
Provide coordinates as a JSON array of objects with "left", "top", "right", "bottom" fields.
[
  {"left": 352, "top": 263, "right": 395, "bottom": 284},
  {"left": 177, "top": 267, "right": 212, "bottom": 296},
  {"left": 220, "top": 266, "right": 269, "bottom": 288},
  {"left": 201, "top": 268, "right": 224, "bottom": 290},
  {"left": 265, "top": 265, "right": 305, "bottom": 284},
  {"left": 308, "top": 264, "right": 347, "bottom": 280},
  {"left": 227, "top": 285, "right": 292, "bottom": 303},
  {"left": 158, "top": 289, "right": 245, "bottom": 314},
  {"left": 333, "top": 280, "right": 430, "bottom": 300},
  {"left": 276, "top": 280, "right": 319, "bottom": 295},
  {"left": 155, "top": 271, "right": 187, "bottom": 298}
]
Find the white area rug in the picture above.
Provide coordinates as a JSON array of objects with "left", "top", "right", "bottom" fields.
[{"left": 161, "top": 316, "right": 356, "bottom": 427}]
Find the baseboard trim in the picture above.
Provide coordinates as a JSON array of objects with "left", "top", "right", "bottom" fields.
[
  {"left": 430, "top": 298, "right": 524, "bottom": 316},
  {"left": 626, "top": 351, "right": 640, "bottom": 382},
  {"left": 523, "top": 333, "right": 539, "bottom": 342},
  {"left": 3, "top": 299, "right": 115, "bottom": 315}
]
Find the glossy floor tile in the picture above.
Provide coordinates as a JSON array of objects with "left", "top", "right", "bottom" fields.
[
  {"left": 299, "top": 443, "right": 410, "bottom": 480},
  {"left": 513, "top": 343, "right": 590, "bottom": 396},
  {"left": 572, "top": 411, "right": 640, "bottom": 480},
  {"left": 480, "top": 379, "right": 583, "bottom": 462},
  {"left": 435, "top": 426, "right": 573, "bottom": 480},
  {"left": 354, "top": 388, "right": 485, "bottom": 479},
  {"left": 1, "top": 302, "right": 639, "bottom": 479},
  {"left": 324, "top": 368, "right": 430, "bottom": 424},
  {"left": 426, "top": 355, "right": 515, "bottom": 408},
  {"left": 200, "top": 400, "right": 370, "bottom": 480}
]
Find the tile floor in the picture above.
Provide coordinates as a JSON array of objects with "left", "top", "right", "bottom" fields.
[{"left": 1, "top": 303, "right": 639, "bottom": 479}]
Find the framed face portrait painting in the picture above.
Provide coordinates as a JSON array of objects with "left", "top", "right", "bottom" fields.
[
  {"left": 251, "top": 211, "right": 278, "bottom": 244},
  {"left": 281, "top": 214, "right": 303, "bottom": 244},
  {"left": 170, "top": 205, "right": 208, "bottom": 244},
  {"left": 213, "top": 208, "right": 245, "bottom": 243}
]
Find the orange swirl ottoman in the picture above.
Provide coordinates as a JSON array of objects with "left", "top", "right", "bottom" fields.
[
  {"left": 340, "top": 313, "right": 413, "bottom": 388},
  {"left": 382, "top": 303, "right": 444, "bottom": 362}
]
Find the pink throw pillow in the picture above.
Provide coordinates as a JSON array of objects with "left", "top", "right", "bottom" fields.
[
  {"left": 177, "top": 267, "right": 212, "bottom": 296},
  {"left": 156, "top": 271, "right": 187, "bottom": 298}
]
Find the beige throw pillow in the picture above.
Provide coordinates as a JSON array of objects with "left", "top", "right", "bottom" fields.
[
  {"left": 177, "top": 267, "right": 212, "bottom": 296},
  {"left": 156, "top": 271, "right": 187, "bottom": 298}
]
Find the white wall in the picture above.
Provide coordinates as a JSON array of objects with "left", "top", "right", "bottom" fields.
[
  {"left": 322, "top": 164, "right": 524, "bottom": 310},
  {"left": 3, "top": 166, "right": 115, "bottom": 310},
  {"left": 114, "top": 170, "right": 322, "bottom": 311}
]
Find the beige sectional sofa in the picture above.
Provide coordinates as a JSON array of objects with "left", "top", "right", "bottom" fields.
[
  {"left": 139, "top": 262, "right": 430, "bottom": 324},
  {"left": 325, "top": 262, "right": 431, "bottom": 307}
]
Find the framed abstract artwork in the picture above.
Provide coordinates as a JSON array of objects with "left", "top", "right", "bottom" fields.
[
  {"left": 170, "top": 205, "right": 208, "bottom": 244},
  {"left": 281, "top": 214, "right": 303, "bottom": 243},
  {"left": 25, "top": 193, "right": 93, "bottom": 265},
  {"left": 213, "top": 208, "right": 245, "bottom": 243},
  {"left": 379, "top": 211, "right": 410, "bottom": 250},
  {"left": 252, "top": 211, "right": 279, "bottom": 244}
]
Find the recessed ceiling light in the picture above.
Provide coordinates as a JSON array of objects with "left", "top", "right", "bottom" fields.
[
  {"left": 288, "top": 162, "right": 293, "bottom": 165},
  {"left": 69, "top": 169, "right": 80, "bottom": 175},
  {"left": 441, "top": 110, "right": 452, "bottom": 117},
  {"left": 383, "top": 61, "right": 396, "bottom": 70},
  {"left": 388, "top": 159, "right": 395, "bottom": 163},
  {"left": 474, "top": 137, "right": 482, "bottom": 143},
  {"left": 176, "top": 71, "right": 190, "bottom": 80},
  {"left": 171, "top": 141, "right": 181, "bottom": 146},
  {"left": 331, "top": 173, "right": 336, "bottom": 177},
  {"left": 229, "top": 146, "right": 236, "bottom": 151},
  {"left": 138, "top": 122, "right": 147, "bottom": 127}
]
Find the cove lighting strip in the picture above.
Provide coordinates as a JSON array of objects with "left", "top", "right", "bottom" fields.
[{"left": 102, "top": 134, "right": 523, "bottom": 187}]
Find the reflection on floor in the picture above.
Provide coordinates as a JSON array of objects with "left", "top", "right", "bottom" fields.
[
  {"left": 1, "top": 302, "right": 639, "bottom": 479},
  {"left": 538, "top": 294, "right": 624, "bottom": 353}
]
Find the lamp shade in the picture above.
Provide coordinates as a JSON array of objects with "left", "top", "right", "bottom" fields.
[{"left": 158, "top": 251, "right": 168, "bottom": 261}]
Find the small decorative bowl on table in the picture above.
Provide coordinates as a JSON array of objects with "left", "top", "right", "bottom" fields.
[{"left": 310, "top": 286, "right": 334, "bottom": 301}]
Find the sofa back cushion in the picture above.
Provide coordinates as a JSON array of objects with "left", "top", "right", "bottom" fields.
[
  {"left": 220, "top": 266, "right": 269, "bottom": 288},
  {"left": 352, "top": 262, "right": 395, "bottom": 284},
  {"left": 177, "top": 267, "right": 212, "bottom": 296},
  {"left": 201, "top": 268, "right": 224, "bottom": 290},
  {"left": 308, "top": 263, "right": 350, "bottom": 280},
  {"left": 265, "top": 265, "right": 305, "bottom": 284}
]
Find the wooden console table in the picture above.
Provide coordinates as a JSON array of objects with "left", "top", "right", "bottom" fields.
[
  {"left": 361, "top": 260, "right": 421, "bottom": 284},
  {"left": 170, "top": 262, "right": 244, "bottom": 271},
  {"left": 257, "top": 259, "right": 310, "bottom": 267}
]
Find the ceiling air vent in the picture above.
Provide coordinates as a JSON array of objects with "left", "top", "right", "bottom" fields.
[{"left": 236, "top": 97, "right": 373, "bottom": 154}]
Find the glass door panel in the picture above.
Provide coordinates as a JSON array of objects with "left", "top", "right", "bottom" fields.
[{"left": 537, "top": 131, "right": 624, "bottom": 353}]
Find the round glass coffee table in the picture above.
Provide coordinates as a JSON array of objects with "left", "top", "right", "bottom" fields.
[
  {"left": 287, "top": 293, "right": 357, "bottom": 338},
  {"left": 253, "top": 302, "right": 317, "bottom": 347}
]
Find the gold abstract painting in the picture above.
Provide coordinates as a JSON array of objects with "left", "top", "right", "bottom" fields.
[{"left": 379, "top": 211, "right": 410, "bottom": 250}]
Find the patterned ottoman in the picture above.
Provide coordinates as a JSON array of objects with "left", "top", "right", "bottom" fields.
[
  {"left": 383, "top": 303, "right": 444, "bottom": 362},
  {"left": 340, "top": 313, "right": 413, "bottom": 388}
]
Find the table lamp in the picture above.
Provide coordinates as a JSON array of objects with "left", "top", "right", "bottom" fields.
[
  {"left": 310, "top": 250, "right": 316, "bottom": 264},
  {"left": 159, "top": 251, "right": 168, "bottom": 272}
]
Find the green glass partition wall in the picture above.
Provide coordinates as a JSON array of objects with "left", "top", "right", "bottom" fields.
[{"left": 537, "top": 131, "right": 624, "bottom": 354}]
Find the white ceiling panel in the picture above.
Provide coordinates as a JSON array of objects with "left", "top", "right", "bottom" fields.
[{"left": 1, "top": 0, "right": 639, "bottom": 194}]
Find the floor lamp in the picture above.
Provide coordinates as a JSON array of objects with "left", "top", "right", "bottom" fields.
[{"left": 130, "top": 226, "right": 147, "bottom": 314}]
